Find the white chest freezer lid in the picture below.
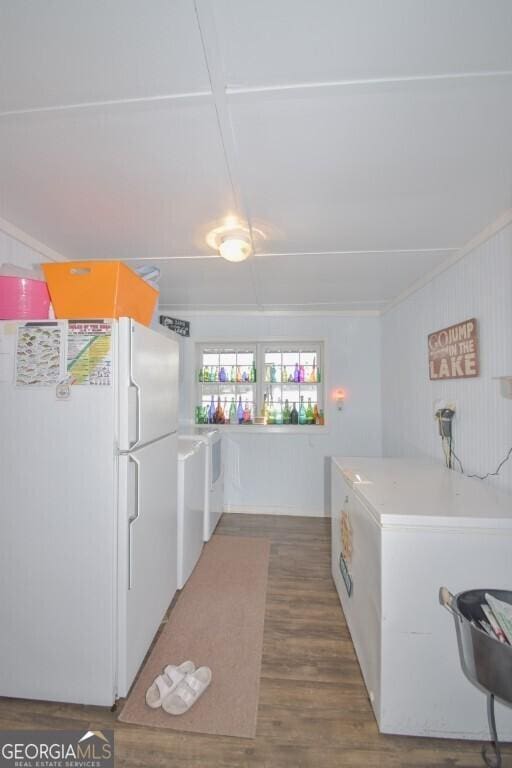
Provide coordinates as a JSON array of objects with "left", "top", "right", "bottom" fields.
[{"left": 332, "top": 457, "right": 512, "bottom": 530}]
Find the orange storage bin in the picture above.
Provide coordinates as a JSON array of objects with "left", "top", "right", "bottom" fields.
[{"left": 42, "top": 261, "right": 158, "bottom": 326}]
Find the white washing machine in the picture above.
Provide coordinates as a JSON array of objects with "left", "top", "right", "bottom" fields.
[
  {"left": 177, "top": 438, "right": 206, "bottom": 589},
  {"left": 179, "top": 428, "right": 224, "bottom": 541}
]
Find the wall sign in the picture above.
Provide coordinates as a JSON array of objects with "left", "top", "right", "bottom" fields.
[
  {"left": 159, "top": 315, "right": 190, "bottom": 337},
  {"left": 428, "top": 318, "right": 479, "bottom": 380}
]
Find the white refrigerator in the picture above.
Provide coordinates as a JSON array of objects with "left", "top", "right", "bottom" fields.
[{"left": 0, "top": 317, "right": 179, "bottom": 705}]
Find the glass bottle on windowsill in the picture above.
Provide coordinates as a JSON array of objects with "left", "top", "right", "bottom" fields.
[
  {"left": 215, "top": 396, "right": 224, "bottom": 424},
  {"left": 229, "top": 397, "right": 237, "bottom": 425},
  {"left": 306, "top": 398, "right": 314, "bottom": 425},
  {"left": 261, "top": 393, "right": 268, "bottom": 423},
  {"left": 299, "top": 396, "right": 307, "bottom": 425},
  {"left": 267, "top": 397, "right": 276, "bottom": 425}
]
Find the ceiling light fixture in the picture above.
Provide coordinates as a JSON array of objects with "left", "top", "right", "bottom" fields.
[
  {"left": 218, "top": 234, "right": 251, "bottom": 263},
  {"left": 206, "top": 218, "right": 257, "bottom": 262}
]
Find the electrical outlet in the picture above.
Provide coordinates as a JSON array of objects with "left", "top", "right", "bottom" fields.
[{"left": 433, "top": 399, "right": 456, "bottom": 418}]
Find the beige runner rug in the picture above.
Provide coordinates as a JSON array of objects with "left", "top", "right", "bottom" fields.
[{"left": 118, "top": 535, "right": 270, "bottom": 738}]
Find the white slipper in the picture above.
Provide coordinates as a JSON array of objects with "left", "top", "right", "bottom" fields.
[
  {"left": 161, "top": 666, "right": 212, "bottom": 715},
  {"left": 145, "top": 661, "right": 195, "bottom": 709}
]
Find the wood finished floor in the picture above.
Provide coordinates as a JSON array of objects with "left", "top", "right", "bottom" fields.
[{"left": 0, "top": 513, "right": 509, "bottom": 767}]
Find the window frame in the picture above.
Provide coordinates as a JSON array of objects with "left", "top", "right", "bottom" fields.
[{"left": 195, "top": 340, "right": 325, "bottom": 429}]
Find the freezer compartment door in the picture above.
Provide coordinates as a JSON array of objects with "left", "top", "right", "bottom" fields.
[
  {"left": 117, "top": 433, "right": 178, "bottom": 696},
  {"left": 118, "top": 318, "right": 179, "bottom": 450}
]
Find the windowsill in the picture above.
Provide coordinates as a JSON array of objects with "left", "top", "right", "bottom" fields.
[{"left": 194, "top": 424, "right": 329, "bottom": 434}]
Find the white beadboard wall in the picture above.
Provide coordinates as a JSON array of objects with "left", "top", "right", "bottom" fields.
[
  {"left": 382, "top": 221, "right": 512, "bottom": 495},
  {"left": 177, "top": 312, "right": 382, "bottom": 516},
  {"left": 0, "top": 228, "right": 48, "bottom": 270}
]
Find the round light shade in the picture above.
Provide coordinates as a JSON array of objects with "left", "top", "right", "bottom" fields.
[{"left": 218, "top": 236, "right": 251, "bottom": 262}]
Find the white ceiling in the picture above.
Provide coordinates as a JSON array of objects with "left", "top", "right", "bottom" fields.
[{"left": 0, "top": 0, "right": 511, "bottom": 312}]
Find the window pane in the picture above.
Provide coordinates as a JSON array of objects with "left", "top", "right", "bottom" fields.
[
  {"left": 300, "top": 385, "right": 318, "bottom": 407},
  {"left": 282, "top": 386, "right": 301, "bottom": 403},
  {"left": 236, "top": 385, "right": 255, "bottom": 400},
  {"left": 219, "top": 352, "right": 237, "bottom": 367},
  {"left": 264, "top": 382, "right": 282, "bottom": 399},
  {"left": 219, "top": 384, "right": 238, "bottom": 397},
  {"left": 299, "top": 351, "right": 316, "bottom": 365},
  {"left": 282, "top": 352, "right": 299, "bottom": 366}
]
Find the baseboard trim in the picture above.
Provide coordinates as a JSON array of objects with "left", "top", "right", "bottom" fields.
[{"left": 225, "top": 504, "right": 328, "bottom": 518}]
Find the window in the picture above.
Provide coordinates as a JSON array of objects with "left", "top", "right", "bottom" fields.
[
  {"left": 197, "top": 344, "right": 257, "bottom": 426},
  {"left": 195, "top": 342, "right": 324, "bottom": 427}
]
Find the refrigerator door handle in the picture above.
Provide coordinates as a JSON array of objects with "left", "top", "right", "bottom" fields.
[
  {"left": 128, "top": 454, "right": 141, "bottom": 590},
  {"left": 128, "top": 329, "right": 142, "bottom": 450}
]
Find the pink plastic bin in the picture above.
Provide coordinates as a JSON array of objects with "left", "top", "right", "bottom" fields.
[{"left": 0, "top": 276, "right": 51, "bottom": 320}]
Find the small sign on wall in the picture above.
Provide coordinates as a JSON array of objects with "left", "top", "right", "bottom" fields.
[
  {"left": 159, "top": 315, "right": 190, "bottom": 337},
  {"left": 428, "top": 318, "right": 479, "bottom": 380}
]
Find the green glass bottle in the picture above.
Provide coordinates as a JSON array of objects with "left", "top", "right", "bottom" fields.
[
  {"left": 251, "top": 361, "right": 257, "bottom": 383},
  {"left": 203, "top": 366, "right": 209, "bottom": 383},
  {"left": 290, "top": 402, "right": 299, "bottom": 424},
  {"left": 267, "top": 397, "right": 276, "bottom": 425},
  {"left": 299, "top": 396, "right": 307, "bottom": 425},
  {"left": 229, "top": 397, "right": 237, "bottom": 424},
  {"left": 283, "top": 399, "right": 291, "bottom": 424},
  {"left": 306, "top": 397, "right": 314, "bottom": 424},
  {"left": 198, "top": 367, "right": 204, "bottom": 383}
]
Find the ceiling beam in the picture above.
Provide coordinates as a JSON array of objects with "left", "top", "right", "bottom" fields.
[
  {"left": 194, "top": 0, "right": 263, "bottom": 309},
  {"left": 118, "top": 246, "right": 456, "bottom": 262},
  {"left": 226, "top": 70, "right": 512, "bottom": 98},
  {"left": 0, "top": 91, "right": 213, "bottom": 119},
  {"left": 3, "top": 69, "right": 509, "bottom": 120}
]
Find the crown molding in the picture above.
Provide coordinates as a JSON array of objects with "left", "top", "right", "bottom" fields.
[
  {"left": 0, "top": 217, "right": 68, "bottom": 262},
  {"left": 383, "top": 209, "right": 512, "bottom": 314},
  {"left": 158, "top": 306, "right": 381, "bottom": 318}
]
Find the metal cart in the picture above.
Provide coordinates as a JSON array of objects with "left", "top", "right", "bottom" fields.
[{"left": 440, "top": 587, "right": 512, "bottom": 768}]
